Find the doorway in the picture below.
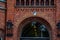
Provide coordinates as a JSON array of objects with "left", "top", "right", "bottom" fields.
[{"left": 20, "top": 21, "right": 50, "bottom": 40}]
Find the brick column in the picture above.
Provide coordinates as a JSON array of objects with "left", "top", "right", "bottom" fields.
[
  {"left": 49, "top": 0, "right": 51, "bottom": 6},
  {"left": 29, "top": 0, "right": 31, "bottom": 6},
  {"left": 44, "top": 0, "right": 46, "bottom": 6},
  {"left": 6, "top": 0, "right": 15, "bottom": 40},
  {"left": 24, "top": 0, "right": 26, "bottom": 6}
]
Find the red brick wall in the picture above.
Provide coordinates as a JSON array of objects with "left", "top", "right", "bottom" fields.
[
  {"left": 0, "top": 10, "right": 5, "bottom": 29},
  {"left": 0, "top": 2, "right": 5, "bottom": 29},
  {"left": 0, "top": 1, "right": 5, "bottom": 40},
  {"left": 0, "top": 0, "right": 60, "bottom": 40}
]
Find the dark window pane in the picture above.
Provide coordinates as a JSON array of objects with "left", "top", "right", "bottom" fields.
[
  {"left": 21, "top": 21, "right": 49, "bottom": 37},
  {"left": 16, "top": 0, "right": 20, "bottom": 5},
  {"left": 46, "top": 0, "right": 49, "bottom": 5},
  {"left": 40, "top": 0, "right": 44, "bottom": 5},
  {"left": 26, "top": 0, "right": 29, "bottom": 5},
  {"left": 21, "top": 0, "right": 24, "bottom": 5},
  {"left": 31, "top": 0, "right": 34, "bottom": 5},
  {"left": 42, "top": 30, "right": 49, "bottom": 37},
  {"left": 51, "top": 0, "right": 54, "bottom": 5},
  {"left": 36, "top": 0, "right": 39, "bottom": 5}
]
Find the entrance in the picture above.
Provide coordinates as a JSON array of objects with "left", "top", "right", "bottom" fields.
[{"left": 20, "top": 21, "right": 50, "bottom": 40}]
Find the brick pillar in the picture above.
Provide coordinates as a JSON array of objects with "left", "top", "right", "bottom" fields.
[
  {"left": 56, "top": 0, "right": 60, "bottom": 40},
  {"left": 6, "top": 0, "right": 15, "bottom": 40}
]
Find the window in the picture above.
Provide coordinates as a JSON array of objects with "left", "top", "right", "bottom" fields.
[
  {"left": 36, "top": 0, "right": 39, "bottom": 5},
  {"left": 16, "top": 0, "right": 20, "bottom": 5},
  {"left": 21, "top": 0, "right": 24, "bottom": 5},
  {"left": 26, "top": 0, "right": 29, "bottom": 5},
  {"left": 31, "top": 0, "right": 34, "bottom": 5},
  {"left": 46, "top": 0, "right": 49, "bottom": 5},
  {"left": 40, "top": 0, "right": 44, "bottom": 5},
  {"left": 16, "top": 0, "right": 55, "bottom": 7},
  {"left": 51, "top": 0, "right": 54, "bottom": 5}
]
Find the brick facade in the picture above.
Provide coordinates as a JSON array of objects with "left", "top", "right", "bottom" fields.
[{"left": 0, "top": 0, "right": 60, "bottom": 40}]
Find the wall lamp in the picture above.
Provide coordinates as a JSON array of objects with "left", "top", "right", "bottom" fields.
[
  {"left": 56, "top": 22, "right": 60, "bottom": 29},
  {"left": 6, "top": 20, "right": 13, "bottom": 37},
  {"left": 6, "top": 20, "right": 13, "bottom": 30}
]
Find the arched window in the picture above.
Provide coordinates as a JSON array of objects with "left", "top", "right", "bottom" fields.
[
  {"left": 26, "top": 0, "right": 29, "bottom": 6},
  {"left": 21, "top": 21, "right": 50, "bottom": 40}
]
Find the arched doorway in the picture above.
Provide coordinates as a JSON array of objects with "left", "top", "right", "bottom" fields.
[{"left": 18, "top": 17, "right": 51, "bottom": 40}]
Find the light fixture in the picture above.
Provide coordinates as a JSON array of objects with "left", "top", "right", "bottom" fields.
[
  {"left": 56, "top": 22, "right": 60, "bottom": 29},
  {"left": 6, "top": 20, "right": 13, "bottom": 37},
  {"left": 33, "top": 11, "right": 37, "bottom": 16},
  {"left": 6, "top": 20, "right": 13, "bottom": 29}
]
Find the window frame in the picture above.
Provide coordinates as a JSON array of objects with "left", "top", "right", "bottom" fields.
[{"left": 16, "top": 0, "right": 55, "bottom": 8}]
